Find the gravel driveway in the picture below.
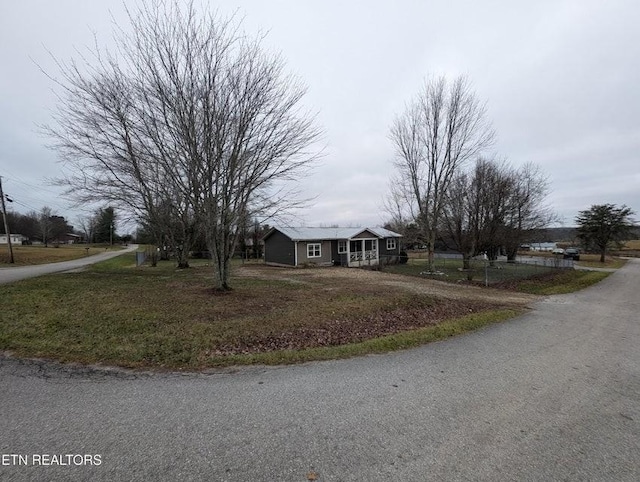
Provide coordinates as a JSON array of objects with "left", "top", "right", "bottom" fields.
[{"left": 0, "top": 260, "right": 638, "bottom": 481}]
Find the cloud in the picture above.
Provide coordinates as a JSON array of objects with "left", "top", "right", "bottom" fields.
[{"left": 1, "top": 0, "right": 638, "bottom": 231}]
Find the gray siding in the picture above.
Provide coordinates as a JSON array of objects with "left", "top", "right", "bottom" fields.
[
  {"left": 330, "top": 240, "right": 340, "bottom": 265},
  {"left": 379, "top": 237, "right": 401, "bottom": 260},
  {"left": 264, "top": 230, "right": 296, "bottom": 266},
  {"left": 296, "top": 240, "right": 332, "bottom": 266},
  {"left": 331, "top": 239, "right": 350, "bottom": 266},
  {"left": 352, "top": 229, "right": 377, "bottom": 239}
]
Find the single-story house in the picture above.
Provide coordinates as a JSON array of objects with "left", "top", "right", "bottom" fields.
[
  {"left": 54, "top": 233, "right": 83, "bottom": 244},
  {"left": 528, "top": 242, "right": 557, "bottom": 252},
  {"left": 263, "top": 227, "right": 402, "bottom": 268},
  {"left": 0, "top": 233, "right": 27, "bottom": 245}
]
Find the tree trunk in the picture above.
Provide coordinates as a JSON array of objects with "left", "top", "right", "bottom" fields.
[
  {"left": 176, "top": 259, "right": 190, "bottom": 269},
  {"left": 174, "top": 244, "right": 190, "bottom": 269},
  {"left": 427, "top": 230, "right": 436, "bottom": 272},
  {"left": 486, "top": 246, "right": 499, "bottom": 267},
  {"left": 209, "top": 235, "right": 232, "bottom": 291},
  {"left": 212, "top": 255, "right": 231, "bottom": 291},
  {"left": 600, "top": 248, "right": 606, "bottom": 263},
  {"left": 463, "top": 254, "right": 473, "bottom": 281}
]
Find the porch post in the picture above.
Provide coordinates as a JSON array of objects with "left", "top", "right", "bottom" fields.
[{"left": 375, "top": 238, "right": 379, "bottom": 265}]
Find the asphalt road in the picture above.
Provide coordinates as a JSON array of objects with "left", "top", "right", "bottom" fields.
[
  {"left": 0, "top": 245, "right": 139, "bottom": 284},
  {"left": 1, "top": 260, "right": 638, "bottom": 481}
]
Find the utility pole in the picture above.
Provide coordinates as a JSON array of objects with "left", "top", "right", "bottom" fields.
[{"left": 0, "top": 176, "right": 15, "bottom": 263}]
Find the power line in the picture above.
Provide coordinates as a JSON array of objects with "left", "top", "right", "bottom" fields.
[{"left": 4, "top": 175, "right": 65, "bottom": 196}]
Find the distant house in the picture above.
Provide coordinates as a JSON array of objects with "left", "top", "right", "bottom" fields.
[
  {"left": 263, "top": 227, "right": 402, "bottom": 268},
  {"left": 529, "top": 242, "right": 557, "bottom": 252},
  {"left": 54, "top": 233, "right": 83, "bottom": 245},
  {"left": 0, "top": 233, "right": 27, "bottom": 245}
]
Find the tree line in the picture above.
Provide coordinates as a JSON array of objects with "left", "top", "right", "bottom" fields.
[
  {"left": 43, "top": 0, "right": 635, "bottom": 290},
  {"left": 386, "top": 76, "right": 555, "bottom": 273},
  {"left": 1, "top": 206, "right": 121, "bottom": 245}
]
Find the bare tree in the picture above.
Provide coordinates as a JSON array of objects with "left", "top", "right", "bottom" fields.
[
  {"left": 441, "top": 158, "right": 512, "bottom": 275},
  {"left": 45, "top": 1, "right": 320, "bottom": 287},
  {"left": 389, "top": 75, "right": 494, "bottom": 272},
  {"left": 442, "top": 158, "right": 555, "bottom": 269},
  {"left": 474, "top": 159, "right": 514, "bottom": 264},
  {"left": 502, "top": 163, "right": 556, "bottom": 261},
  {"left": 76, "top": 214, "right": 97, "bottom": 244},
  {"left": 38, "top": 206, "right": 53, "bottom": 247}
]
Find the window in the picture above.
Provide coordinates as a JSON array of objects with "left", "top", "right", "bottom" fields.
[
  {"left": 337, "top": 240, "right": 347, "bottom": 253},
  {"left": 307, "top": 243, "right": 321, "bottom": 258},
  {"left": 386, "top": 238, "right": 396, "bottom": 250}
]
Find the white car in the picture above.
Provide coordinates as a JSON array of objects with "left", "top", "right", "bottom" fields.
[{"left": 551, "top": 248, "right": 565, "bottom": 255}]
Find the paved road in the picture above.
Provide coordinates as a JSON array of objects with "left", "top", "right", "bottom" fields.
[
  {"left": 1, "top": 260, "right": 638, "bottom": 481},
  {"left": 0, "top": 245, "right": 139, "bottom": 284}
]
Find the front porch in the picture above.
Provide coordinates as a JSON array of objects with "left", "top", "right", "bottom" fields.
[{"left": 340, "top": 238, "right": 379, "bottom": 267}]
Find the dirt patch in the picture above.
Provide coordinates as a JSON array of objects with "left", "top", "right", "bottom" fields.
[
  {"left": 211, "top": 265, "right": 537, "bottom": 355},
  {"left": 236, "top": 265, "right": 538, "bottom": 307},
  {"left": 1, "top": 260, "right": 535, "bottom": 368},
  {"left": 213, "top": 298, "right": 495, "bottom": 355}
]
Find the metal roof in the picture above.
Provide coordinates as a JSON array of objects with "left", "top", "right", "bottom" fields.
[{"left": 266, "top": 226, "right": 402, "bottom": 241}]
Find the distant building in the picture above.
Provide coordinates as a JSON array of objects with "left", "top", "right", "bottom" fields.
[
  {"left": 529, "top": 242, "right": 557, "bottom": 252},
  {"left": 54, "top": 233, "right": 84, "bottom": 244},
  {"left": 0, "top": 234, "right": 27, "bottom": 245}
]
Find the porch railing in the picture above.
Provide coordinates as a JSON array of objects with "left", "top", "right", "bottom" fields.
[{"left": 350, "top": 250, "right": 377, "bottom": 262}]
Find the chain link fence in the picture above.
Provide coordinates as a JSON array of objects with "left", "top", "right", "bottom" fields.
[{"left": 381, "top": 252, "right": 574, "bottom": 285}]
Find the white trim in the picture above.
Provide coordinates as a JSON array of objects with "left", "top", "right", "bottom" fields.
[
  {"left": 294, "top": 241, "right": 298, "bottom": 266},
  {"left": 386, "top": 238, "right": 397, "bottom": 250},
  {"left": 347, "top": 238, "right": 379, "bottom": 267},
  {"left": 337, "top": 240, "right": 347, "bottom": 254},
  {"left": 307, "top": 243, "right": 321, "bottom": 258}
]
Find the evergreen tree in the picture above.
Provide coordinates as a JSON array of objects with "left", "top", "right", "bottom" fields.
[
  {"left": 576, "top": 204, "right": 635, "bottom": 262},
  {"left": 94, "top": 207, "right": 117, "bottom": 244}
]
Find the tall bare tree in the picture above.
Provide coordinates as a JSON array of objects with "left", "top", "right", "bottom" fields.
[
  {"left": 389, "top": 75, "right": 495, "bottom": 272},
  {"left": 502, "top": 163, "right": 555, "bottom": 261},
  {"left": 76, "top": 214, "right": 97, "bottom": 244},
  {"left": 441, "top": 158, "right": 512, "bottom": 275},
  {"left": 45, "top": 1, "right": 320, "bottom": 288},
  {"left": 38, "top": 206, "right": 53, "bottom": 247}
]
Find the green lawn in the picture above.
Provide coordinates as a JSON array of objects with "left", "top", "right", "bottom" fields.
[
  {"left": 507, "top": 270, "right": 612, "bottom": 295},
  {"left": 0, "top": 250, "right": 615, "bottom": 370},
  {"left": 384, "top": 257, "right": 564, "bottom": 284},
  {"left": 0, "top": 253, "right": 507, "bottom": 369},
  {"left": 0, "top": 244, "right": 123, "bottom": 265}
]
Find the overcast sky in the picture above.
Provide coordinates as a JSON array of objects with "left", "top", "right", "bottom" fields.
[{"left": 1, "top": 0, "right": 639, "bottom": 231}]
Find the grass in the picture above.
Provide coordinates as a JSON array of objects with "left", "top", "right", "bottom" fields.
[
  {"left": 0, "top": 253, "right": 506, "bottom": 369},
  {"left": 575, "top": 254, "right": 627, "bottom": 269},
  {"left": 391, "top": 252, "right": 615, "bottom": 295},
  {"left": 0, "top": 244, "right": 123, "bottom": 265},
  {"left": 502, "top": 269, "right": 612, "bottom": 295},
  {"left": 203, "top": 309, "right": 522, "bottom": 366},
  {"left": 0, "top": 247, "right": 617, "bottom": 370},
  {"left": 385, "top": 257, "right": 559, "bottom": 284},
  {"left": 623, "top": 239, "right": 640, "bottom": 250}
]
